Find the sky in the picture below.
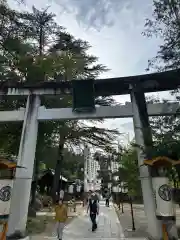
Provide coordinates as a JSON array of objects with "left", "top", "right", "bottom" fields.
[{"left": 8, "top": 0, "right": 175, "bottom": 145}]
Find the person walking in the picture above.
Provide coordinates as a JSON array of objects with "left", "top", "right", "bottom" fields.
[
  {"left": 87, "top": 191, "right": 99, "bottom": 232},
  {"left": 54, "top": 198, "right": 68, "bottom": 240},
  {"left": 105, "top": 191, "right": 110, "bottom": 207}
]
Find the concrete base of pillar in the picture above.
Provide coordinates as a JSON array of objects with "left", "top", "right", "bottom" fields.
[{"left": 7, "top": 178, "right": 32, "bottom": 236}]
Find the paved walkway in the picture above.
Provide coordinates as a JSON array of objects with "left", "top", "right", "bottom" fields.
[
  {"left": 30, "top": 201, "right": 180, "bottom": 240},
  {"left": 63, "top": 201, "right": 124, "bottom": 240},
  {"left": 31, "top": 201, "right": 128, "bottom": 240}
]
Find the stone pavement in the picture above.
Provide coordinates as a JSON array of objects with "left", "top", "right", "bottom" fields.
[
  {"left": 63, "top": 201, "right": 124, "bottom": 240},
  {"left": 31, "top": 201, "right": 146, "bottom": 240}
]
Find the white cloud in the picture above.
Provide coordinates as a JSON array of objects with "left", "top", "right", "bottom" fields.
[{"left": 48, "top": 0, "right": 153, "bottom": 31}]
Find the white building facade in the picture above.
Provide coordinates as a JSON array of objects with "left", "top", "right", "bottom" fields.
[
  {"left": 110, "top": 161, "right": 119, "bottom": 173},
  {"left": 86, "top": 154, "right": 101, "bottom": 191}
]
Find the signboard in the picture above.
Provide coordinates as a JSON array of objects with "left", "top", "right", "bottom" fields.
[
  {"left": 72, "top": 79, "right": 95, "bottom": 113},
  {"left": 0, "top": 179, "right": 13, "bottom": 215}
]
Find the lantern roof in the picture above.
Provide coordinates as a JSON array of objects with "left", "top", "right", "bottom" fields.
[{"left": 144, "top": 156, "right": 180, "bottom": 168}]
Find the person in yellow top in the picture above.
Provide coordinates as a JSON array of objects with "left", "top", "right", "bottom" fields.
[{"left": 54, "top": 198, "right": 68, "bottom": 240}]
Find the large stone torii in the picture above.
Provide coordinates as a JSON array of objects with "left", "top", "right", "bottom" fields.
[{"left": 2, "top": 69, "right": 180, "bottom": 239}]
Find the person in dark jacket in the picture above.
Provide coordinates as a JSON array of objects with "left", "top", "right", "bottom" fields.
[
  {"left": 105, "top": 191, "right": 110, "bottom": 207},
  {"left": 87, "top": 191, "right": 99, "bottom": 231}
]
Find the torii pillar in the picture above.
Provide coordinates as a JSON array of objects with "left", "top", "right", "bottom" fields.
[
  {"left": 7, "top": 95, "right": 40, "bottom": 237},
  {"left": 130, "top": 85, "right": 162, "bottom": 240}
]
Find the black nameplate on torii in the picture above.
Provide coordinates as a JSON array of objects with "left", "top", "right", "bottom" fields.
[{"left": 72, "top": 79, "right": 95, "bottom": 113}]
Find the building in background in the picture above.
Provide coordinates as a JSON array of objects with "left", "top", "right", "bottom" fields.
[
  {"left": 94, "top": 160, "right": 101, "bottom": 190},
  {"left": 110, "top": 161, "right": 119, "bottom": 173},
  {"left": 86, "top": 155, "right": 101, "bottom": 191}
]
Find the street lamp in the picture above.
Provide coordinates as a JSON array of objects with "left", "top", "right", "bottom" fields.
[
  {"left": 124, "top": 186, "right": 136, "bottom": 232},
  {"left": 119, "top": 182, "right": 125, "bottom": 213},
  {"left": 129, "top": 194, "right": 135, "bottom": 231}
]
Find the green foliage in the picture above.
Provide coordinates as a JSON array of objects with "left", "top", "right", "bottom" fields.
[
  {"left": 144, "top": 97, "right": 180, "bottom": 181},
  {"left": 150, "top": 113, "right": 180, "bottom": 182},
  {"left": 39, "top": 162, "right": 46, "bottom": 171},
  {"left": 143, "top": 0, "right": 180, "bottom": 180},
  {"left": 118, "top": 146, "right": 141, "bottom": 197},
  {"left": 143, "top": 0, "right": 180, "bottom": 71},
  {"left": 41, "top": 147, "right": 84, "bottom": 180}
]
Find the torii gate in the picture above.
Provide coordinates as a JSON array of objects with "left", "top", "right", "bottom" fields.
[{"left": 1, "top": 69, "right": 180, "bottom": 239}]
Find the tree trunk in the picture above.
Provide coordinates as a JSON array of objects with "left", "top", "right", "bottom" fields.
[
  {"left": 52, "top": 133, "right": 65, "bottom": 203},
  {"left": 51, "top": 69, "right": 68, "bottom": 203}
]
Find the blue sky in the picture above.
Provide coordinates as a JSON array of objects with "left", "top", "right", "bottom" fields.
[{"left": 8, "top": 0, "right": 174, "bottom": 144}]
